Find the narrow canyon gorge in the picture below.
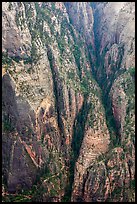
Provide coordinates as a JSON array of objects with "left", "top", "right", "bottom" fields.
[{"left": 2, "top": 2, "right": 135, "bottom": 202}]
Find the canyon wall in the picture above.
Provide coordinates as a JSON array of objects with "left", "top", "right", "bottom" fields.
[{"left": 2, "top": 2, "right": 135, "bottom": 202}]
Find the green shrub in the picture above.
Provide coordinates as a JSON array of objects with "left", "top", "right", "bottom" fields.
[
  {"left": 41, "top": 133, "right": 45, "bottom": 143},
  {"left": 128, "top": 67, "right": 135, "bottom": 78},
  {"left": 131, "top": 179, "right": 135, "bottom": 188},
  {"left": 8, "top": 2, "right": 12, "bottom": 11},
  {"left": 24, "top": 57, "right": 33, "bottom": 64},
  {"left": 67, "top": 71, "right": 75, "bottom": 80},
  {"left": 2, "top": 52, "right": 12, "bottom": 66},
  {"left": 73, "top": 44, "right": 81, "bottom": 72},
  {"left": 3, "top": 119, "right": 14, "bottom": 132}
]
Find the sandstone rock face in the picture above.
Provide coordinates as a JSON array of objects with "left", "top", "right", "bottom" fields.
[
  {"left": 2, "top": 2, "right": 32, "bottom": 57},
  {"left": 2, "top": 2, "right": 135, "bottom": 202},
  {"left": 92, "top": 2, "right": 135, "bottom": 88},
  {"left": 65, "top": 2, "right": 94, "bottom": 45},
  {"left": 71, "top": 94, "right": 110, "bottom": 201},
  {"left": 70, "top": 2, "right": 135, "bottom": 202},
  {"left": 64, "top": 2, "right": 135, "bottom": 202},
  {"left": 82, "top": 146, "right": 135, "bottom": 202},
  {"left": 2, "top": 2, "right": 109, "bottom": 201}
]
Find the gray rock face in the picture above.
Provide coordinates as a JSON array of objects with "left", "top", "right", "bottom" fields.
[
  {"left": 64, "top": 2, "right": 135, "bottom": 202},
  {"left": 2, "top": 74, "right": 37, "bottom": 193},
  {"left": 2, "top": 2, "right": 135, "bottom": 202},
  {"left": 92, "top": 2, "right": 135, "bottom": 80},
  {"left": 2, "top": 2, "right": 31, "bottom": 57},
  {"left": 65, "top": 2, "right": 94, "bottom": 44}
]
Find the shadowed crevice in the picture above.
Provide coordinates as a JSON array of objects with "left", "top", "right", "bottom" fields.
[
  {"left": 62, "top": 95, "right": 91, "bottom": 201},
  {"left": 46, "top": 45, "right": 67, "bottom": 154}
]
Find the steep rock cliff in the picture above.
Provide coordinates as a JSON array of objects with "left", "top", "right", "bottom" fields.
[
  {"left": 2, "top": 2, "right": 135, "bottom": 202},
  {"left": 62, "top": 2, "right": 135, "bottom": 201},
  {"left": 2, "top": 2, "right": 110, "bottom": 202},
  {"left": 70, "top": 2, "right": 135, "bottom": 202}
]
